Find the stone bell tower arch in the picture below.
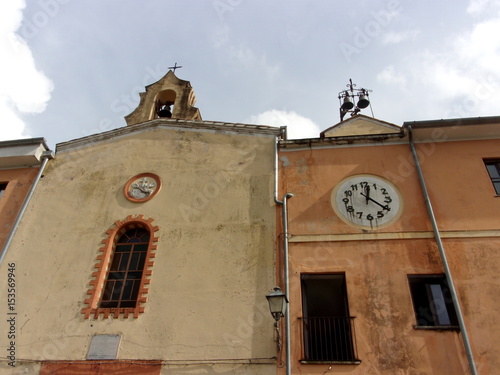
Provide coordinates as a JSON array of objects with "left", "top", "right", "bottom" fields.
[{"left": 125, "top": 70, "right": 201, "bottom": 126}]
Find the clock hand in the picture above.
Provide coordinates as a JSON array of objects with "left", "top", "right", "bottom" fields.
[
  {"left": 360, "top": 192, "right": 389, "bottom": 210},
  {"left": 364, "top": 185, "right": 370, "bottom": 204}
]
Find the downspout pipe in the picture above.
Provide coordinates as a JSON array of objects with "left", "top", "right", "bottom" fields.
[
  {"left": 408, "top": 125, "right": 478, "bottom": 375},
  {"left": 274, "top": 132, "right": 293, "bottom": 375},
  {"left": 0, "top": 150, "right": 54, "bottom": 266}
]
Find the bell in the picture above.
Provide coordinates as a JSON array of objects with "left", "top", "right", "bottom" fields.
[
  {"left": 157, "top": 104, "right": 172, "bottom": 118},
  {"left": 357, "top": 94, "right": 370, "bottom": 109},
  {"left": 341, "top": 95, "right": 354, "bottom": 110}
]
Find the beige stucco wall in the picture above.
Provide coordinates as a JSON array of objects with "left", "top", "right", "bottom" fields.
[{"left": 0, "top": 126, "right": 278, "bottom": 374}]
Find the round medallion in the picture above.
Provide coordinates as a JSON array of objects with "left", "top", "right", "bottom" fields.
[
  {"left": 331, "top": 174, "right": 403, "bottom": 230},
  {"left": 124, "top": 173, "right": 161, "bottom": 203}
]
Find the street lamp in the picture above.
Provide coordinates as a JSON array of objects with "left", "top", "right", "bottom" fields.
[
  {"left": 266, "top": 286, "right": 289, "bottom": 373},
  {"left": 266, "top": 286, "right": 287, "bottom": 322}
]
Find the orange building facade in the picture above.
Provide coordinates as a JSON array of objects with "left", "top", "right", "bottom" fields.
[{"left": 277, "top": 115, "right": 500, "bottom": 374}]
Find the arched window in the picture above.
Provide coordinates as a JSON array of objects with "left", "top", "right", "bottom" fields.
[
  {"left": 100, "top": 227, "right": 150, "bottom": 308},
  {"left": 82, "top": 215, "right": 159, "bottom": 319}
]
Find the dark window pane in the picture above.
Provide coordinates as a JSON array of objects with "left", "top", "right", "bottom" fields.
[
  {"left": 131, "top": 279, "right": 141, "bottom": 299},
  {"left": 0, "top": 183, "right": 7, "bottom": 199},
  {"left": 111, "top": 281, "right": 123, "bottom": 300},
  {"left": 129, "top": 252, "right": 139, "bottom": 271},
  {"left": 486, "top": 164, "right": 500, "bottom": 178},
  {"left": 127, "top": 271, "right": 143, "bottom": 280},
  {"left": 484, "top": 161, "right": 500, "bottom": 194},
  {"left": 102, "top": 281, "right": 115, "bottom": 301},
  {"left": 428, "top": 284, "right": 451, "bottom": 325},
  {"left": 121, "top": 280, "right": 134, "bottom": 301},
  {"left": 494, "top": 182, "right": 500, "bottom": 195},
  {"left": 118, "top": 253, "right": 130, "bottom": 271},
  {"left": 108, "top": 271, "right": 125, "bottom": 281},
  {"left": 115, "top": 244, "right": 132, "bottom": 253},
  {"left": 110, "top": 253, "right": 122, "bottom": 271},
  {"left": 120, "top": 280, "right": 141, "bottom": 308},
  {"left": 137, "top": 252, "right": 146, "bottom": 270},
  {"left": 133, "top": 243, "right": 148, "bottom": 253}
]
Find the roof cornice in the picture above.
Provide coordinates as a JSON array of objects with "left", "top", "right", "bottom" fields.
[{"left": 56, "top": 119, "right": 283, "bottom": 152}]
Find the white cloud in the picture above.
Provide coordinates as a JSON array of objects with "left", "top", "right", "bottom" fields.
[
  {"left": 248, "top": 110, "right": 321, "bottom": 139},
  {"left": 229, "top": 46, "right": 280, "bottom": 79},
  {"left": 377, "top": 65, "right": 407, "bottom": 86},
  {"left": 420, "top": 14, "right": 500, "bottom": 117},
  {"left": 454, "top": 17, "right": 500, "bottom": 72},
  {"left": 378, "top": 7, "right": 500, "bottom": 121},
  {"left": 467, "top": 0, "right": 500, "bottom": 15},
  {"left": 0, "top": 0, "right": 53, "bottom": 141},
  {"left": 0, "top": 101, "right": 30, "bottom": 141},
  {"left": 382, "top": 30, "right": 420, "bottom": 44},
  {"left": 211, "top": 26, "right": 230, "bottom": 48}
]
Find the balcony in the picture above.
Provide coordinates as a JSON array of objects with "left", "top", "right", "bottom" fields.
[{"left": 299, "top": 316, "right": 360, "bottom": 364}]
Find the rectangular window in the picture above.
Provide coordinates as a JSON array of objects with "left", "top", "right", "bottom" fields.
[
  {"left": 300, "top": 274, "right": 358, "bottom": 362},
  {"left": 0, "top": 183, "right": 7, "bottom": 199},
  {"left": 484, "top": 160, "right": 500, "bottom": 195},
  {"left": 408, "top": 275, "right": 458, "bottom": 328}
]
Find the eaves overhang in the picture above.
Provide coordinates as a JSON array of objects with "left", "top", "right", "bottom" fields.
[
  {"left": 403, "top": 116, "right": 500, "bottom": 142},
  {"left": 56, "top": 119, "right": 284, "bottom": 153},
  {"left": 279, "top": 131, "right": 405, "bottom": 150},
  {"left": 0, "top": 137, "right": 51, "bottom": 169}
]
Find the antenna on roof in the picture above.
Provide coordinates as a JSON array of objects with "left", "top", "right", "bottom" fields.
[{"left": 338, "top": 79, "right": 373, "bottom": 121}]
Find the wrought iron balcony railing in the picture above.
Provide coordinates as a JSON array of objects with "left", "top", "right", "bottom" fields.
[{"left": 299, "top": 316, "right": 359, "bottom": 363}]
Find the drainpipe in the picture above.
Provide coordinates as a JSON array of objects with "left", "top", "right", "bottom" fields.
[
  {"left": 0, "top": 150, "right": 55, "bottom": 266},
  {"left": 274, "top": 131, "right": 293, "bottom": 375},
  {"left": 408, "top": 125, "right": 478, "bottom": 375}
]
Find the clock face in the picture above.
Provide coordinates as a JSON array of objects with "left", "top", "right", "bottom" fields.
[
  {"left": 124, "top": 173, "right": 161, "bottom": 203},
  {"left": 332, "top": 175, "right": 402, "bottom": 229}
]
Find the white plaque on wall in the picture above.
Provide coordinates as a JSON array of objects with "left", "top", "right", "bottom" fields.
[{"left": 87, "top": 334, "right": 121, "bottom": 360}]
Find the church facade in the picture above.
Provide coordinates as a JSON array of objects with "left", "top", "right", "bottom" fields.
[{"left": 0, "top": 72, "right": 282, "bottom": 374}]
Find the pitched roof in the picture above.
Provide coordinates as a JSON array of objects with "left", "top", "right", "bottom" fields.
[{"left": 320, "top": 114, "right": 401, "bottom": 138}]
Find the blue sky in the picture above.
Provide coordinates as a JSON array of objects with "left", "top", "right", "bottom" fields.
[{"left": 2, "top": 0, "right": 500, "bottom": 147}]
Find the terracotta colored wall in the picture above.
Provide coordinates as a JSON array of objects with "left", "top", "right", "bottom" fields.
[
  {"left": 0, "top": 167, "right": 39, "bottom": 249},
  {"left": 40, "top": 361, "right": 161, "bottom": 375},
  {"left": 281, "top": 139, "right": 500, "bottom": 235},
  {"left": 278, "top": 137, "right": 500, "bottom": 374}
]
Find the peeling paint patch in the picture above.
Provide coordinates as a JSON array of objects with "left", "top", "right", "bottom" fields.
[{"left": 280, "top": 156, "right": 290, "bottom": 166}]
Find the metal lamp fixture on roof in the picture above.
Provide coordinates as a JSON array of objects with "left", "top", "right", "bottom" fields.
[{"left": 338, "top": 79, "right": 373, "bottom": 121}]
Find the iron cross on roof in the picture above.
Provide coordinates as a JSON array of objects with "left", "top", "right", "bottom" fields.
[{"left": 168, "top": 62, "right": 183, "bottom": 73}]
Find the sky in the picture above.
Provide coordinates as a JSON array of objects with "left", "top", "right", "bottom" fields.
[{"left": 1, "top": 0, "right": 500, "bottom": 148}]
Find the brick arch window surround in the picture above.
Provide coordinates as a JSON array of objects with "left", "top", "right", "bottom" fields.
[{"left": 82, "top": 215, "right": 159, "bottom": 319}]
